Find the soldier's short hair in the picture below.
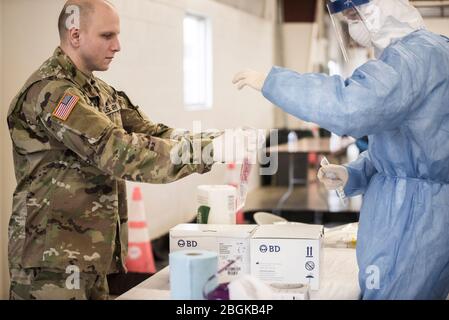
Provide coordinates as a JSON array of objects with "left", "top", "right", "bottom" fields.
[
  {"left": 58, "top": 0, "right": 114, "bottom": 42},
  {"left": 58, "top": 1, "right": 94, "bottom": 41}
]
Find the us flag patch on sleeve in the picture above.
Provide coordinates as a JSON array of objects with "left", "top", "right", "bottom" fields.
[{"left": 52, "top": 93, "right": 79, "bottom": 121}]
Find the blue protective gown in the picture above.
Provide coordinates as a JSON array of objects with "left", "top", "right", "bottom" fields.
[{"left": 262, "top": 30, "right": 449, "bottom": 299}]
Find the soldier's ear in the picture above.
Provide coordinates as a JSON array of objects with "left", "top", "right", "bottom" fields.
[{"left": 68, "top": 28, "right": 81, "bottom": 48}]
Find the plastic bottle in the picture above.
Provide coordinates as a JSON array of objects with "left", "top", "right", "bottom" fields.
[{"left": 287, "top": 131, "right": 298, "bottom": 152}]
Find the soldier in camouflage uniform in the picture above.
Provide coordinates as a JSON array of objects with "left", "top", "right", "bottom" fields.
[{"left": 7, "top": 0, "right": 223, "bottom": 299}]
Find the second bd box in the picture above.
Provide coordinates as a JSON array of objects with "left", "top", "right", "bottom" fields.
[
  {"left": 250, "top": 223, "right": 324, "bottom": 290},
  {"left": 169, "top": 223, "right": 258, "bottom": 282}
]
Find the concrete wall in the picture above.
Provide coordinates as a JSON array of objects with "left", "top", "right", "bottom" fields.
[
  {"left": 279, "top": 22, "right": 319, "bottom": 129},
  {"left": 0, "top": 0, "right": 275, "bottom": 298}
]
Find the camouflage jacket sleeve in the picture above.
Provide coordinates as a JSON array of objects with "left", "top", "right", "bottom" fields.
[
  {"left": 117, "top": 91, "right": 222, "bottom": 141},
  {"left": 36, "top": 81, "right": 215, "bottom": 183},
  {"left": 117, "top": 91, "right": 174, "bottom": 138}
]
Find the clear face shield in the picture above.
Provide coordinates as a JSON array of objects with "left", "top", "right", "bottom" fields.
[{"left": 327, "top": 0, "right": 374, "bottom": 62}]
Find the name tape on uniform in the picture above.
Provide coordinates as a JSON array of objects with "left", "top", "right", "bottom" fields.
[{"left": 52, "top": 93, "right": 79, "bottom": 121}]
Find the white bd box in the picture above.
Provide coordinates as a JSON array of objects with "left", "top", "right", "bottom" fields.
[
  {"left": 250, "top": 223, "right": 324, "bottom": 290},
  {"left": 169, "top": 224, "right": 258, "bottom": 282}
]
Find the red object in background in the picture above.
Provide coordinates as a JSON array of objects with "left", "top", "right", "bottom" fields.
[
  {"left": 308, "top": 152, "right": 318, "bottom": 166},
  {"left": 225, "top": 163, "right": 245, "bottom": 224},
  {"left": 309, "top": 127, "right": 320, "bottom": 166},
  {"left": 125, "top": 187, "right": 156, "bottom": 274}
]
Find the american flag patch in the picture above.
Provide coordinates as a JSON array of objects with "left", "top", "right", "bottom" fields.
[{"left": 52, "top": 93, "right": 79, "bottom": 121}]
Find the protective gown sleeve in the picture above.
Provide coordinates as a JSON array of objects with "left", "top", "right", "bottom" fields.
[
  {"left": 343, "top": 151, "right": 378, "bottom": 197},
  {"left": 261, "top": 48, "right": 424, "bottom": 138},
  {"left": 36, "top": 81, "right": 214, "bottom": 184}
]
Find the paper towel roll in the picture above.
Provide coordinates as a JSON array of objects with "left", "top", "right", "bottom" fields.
[
  {"left": 169, "top": 250, "right": 218, "bottom": 300},
  {"left": 197, "top": 185, "right": 236, "bottom": 224}
]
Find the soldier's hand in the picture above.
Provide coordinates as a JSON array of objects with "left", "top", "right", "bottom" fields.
[{"left": 212, "top": 128, "right": 258, "bottom": 164}]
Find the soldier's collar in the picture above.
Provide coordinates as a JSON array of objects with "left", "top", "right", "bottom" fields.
[{"left": 53, "top": 47, "right": 100, "bottom": 98}]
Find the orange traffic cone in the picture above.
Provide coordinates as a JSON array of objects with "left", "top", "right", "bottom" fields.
[{"left": 126, "top": 186, "right": 156, "bottom": 274}]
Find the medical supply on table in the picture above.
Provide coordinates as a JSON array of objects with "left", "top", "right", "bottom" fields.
[
  {"left": 197, "top": 185, "right": 237, "bottom": 224},
  {"left": 169, "top": 224, "right": 257, "bottom": 282},
  {"left": 320, "top": 156, "right": 348, "bottom": 206},
  {"left": 235, "top": 156, "right": 252, "bottom": 213},
  {"left": 169, "top": 250, "right": 218, "bottom": 300},
  {"left": 227, "top": 275, "right": 309, "bottom": 300},
  {"left": 324, "top": 223, "right": 358, "bottom": 249},
  {"left": 269, "top": 282, "right": 310, "bottom": 300},
  {"left": 250, "top": 223, "right": 323, "bottom": 290},
  {"left": 253, "top": 212, "right": 288, "bottom": 225},
  {"left": 197, "top": 157, "right": 252, "bottom": 225},
  {"left": 203, "top": 260, "right": 236, "bottom": 300}
]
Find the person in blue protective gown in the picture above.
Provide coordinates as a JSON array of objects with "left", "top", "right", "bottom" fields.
[{"left": 233, "top": 0, "right": 449, "bottom": 300}]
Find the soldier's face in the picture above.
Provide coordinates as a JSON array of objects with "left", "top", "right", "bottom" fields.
[{"left": 79, "top": 6, "right": 121, "bottom": 72}]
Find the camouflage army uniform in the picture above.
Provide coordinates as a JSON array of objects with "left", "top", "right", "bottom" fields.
[{"left": 7, "top": 47, "right": 218, "bottom": 300}]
